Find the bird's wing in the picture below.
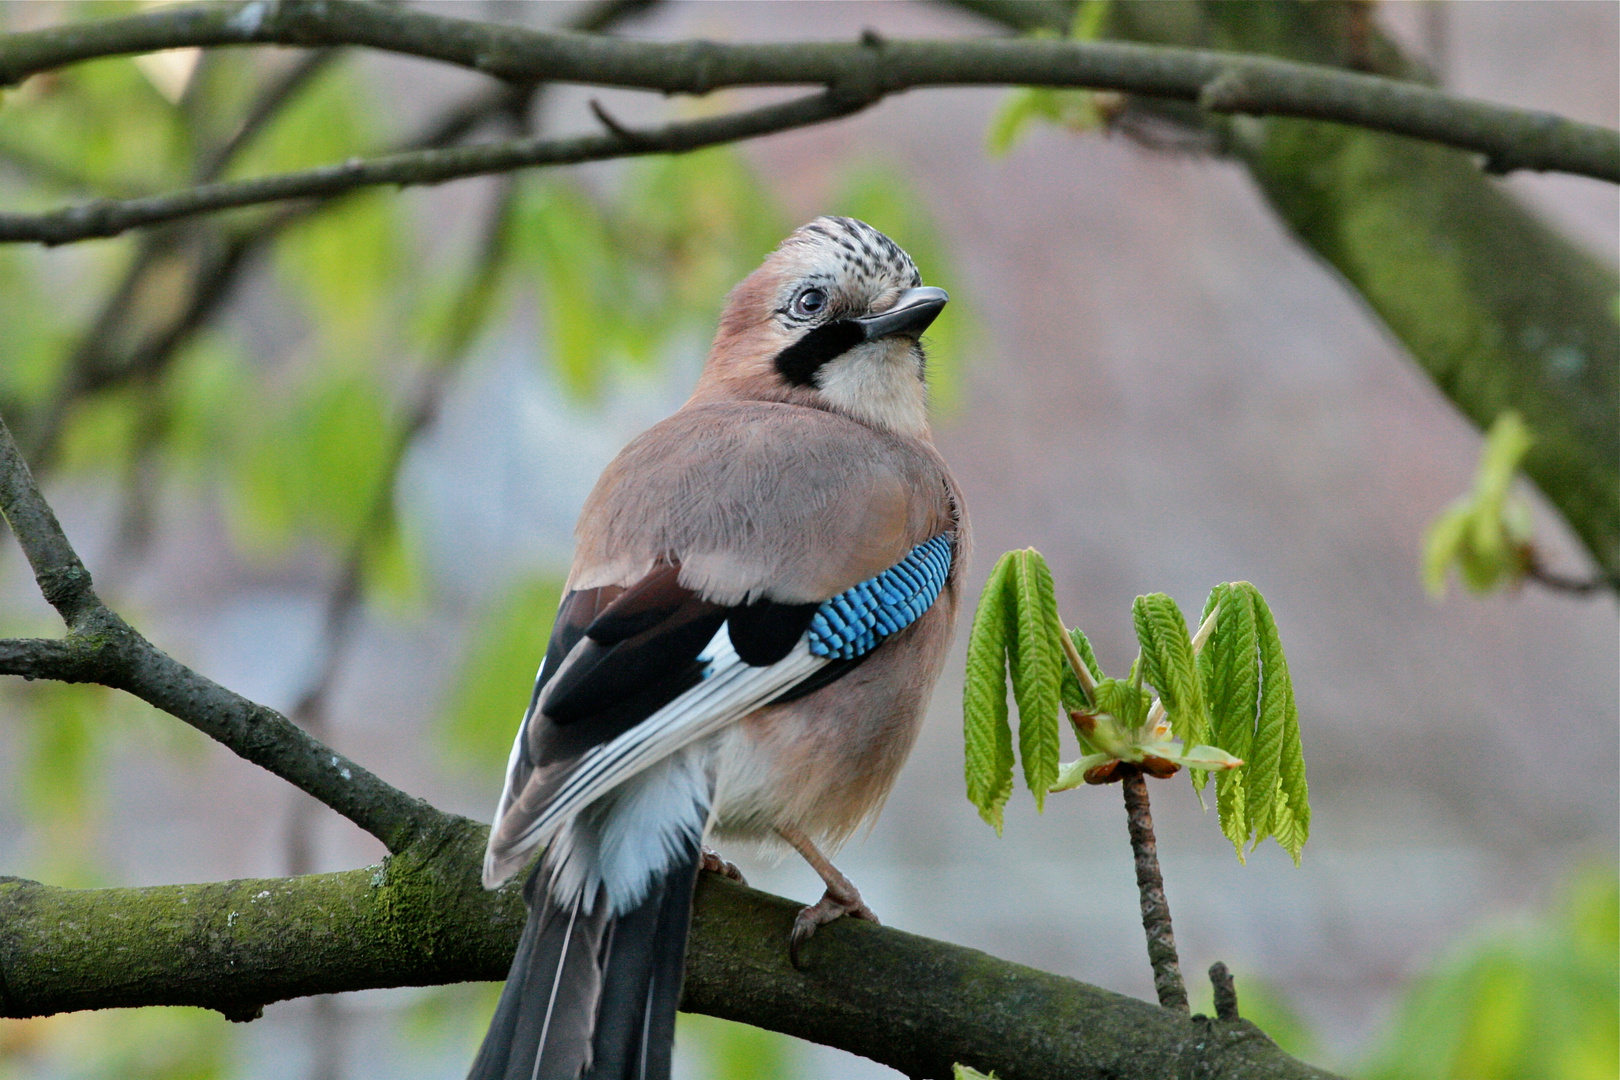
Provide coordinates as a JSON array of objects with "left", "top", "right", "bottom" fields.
[{"left": 482, "top": 402, "right": 960, "bottom": 888}]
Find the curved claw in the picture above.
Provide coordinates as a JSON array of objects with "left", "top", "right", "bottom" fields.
[
  {"left": 700, "top": 847, "right": 747, "bottom": 885},
  {"left": 788, "top": 888, "right": 880, "bottom": 968}
]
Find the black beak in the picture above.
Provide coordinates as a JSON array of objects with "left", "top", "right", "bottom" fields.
[{"left": 851, "top": 286, "right": 949, "bottom": 341}]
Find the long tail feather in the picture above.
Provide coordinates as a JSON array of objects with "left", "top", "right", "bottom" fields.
[
  {"left": 587, "top": 835, "right": 701, "bottom": 1080},
  {"left": 469, "top": 842, "right": 702, "bottom": 1080},
  {"left": 468, "top": 873, "right": 607, "bottom": 1080}
]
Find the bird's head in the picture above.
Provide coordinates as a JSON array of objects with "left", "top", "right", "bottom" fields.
[{"left": 694, "top": 216, "right": 948, "bottom": 437}]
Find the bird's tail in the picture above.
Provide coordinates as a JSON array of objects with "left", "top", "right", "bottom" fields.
[{"left": 468, "top": 839, "right": 702, "bottom": 1080}]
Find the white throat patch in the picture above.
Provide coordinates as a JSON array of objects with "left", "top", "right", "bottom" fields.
[{"left": 813, "top": 338, "right": 929, "bottom": 437}]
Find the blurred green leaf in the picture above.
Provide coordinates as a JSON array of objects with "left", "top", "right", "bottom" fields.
[
  {"left": 510, "top": 148, "right": 786, "bottom": 399},
  {"left": 1423, "top": 411, "right": 1535, "bottom": 597},
  {"left": 985, "top": 1, "right": 1113, "bottom": 157},
  {"left": 1361, "top": 864, "right": 1619, "bottom": 1080},
  {"left": 53, "top": 385, "right": 143, "bottom": 474},
  {"left": 441, "top": 574, "right": 565, "bottom": 774},
  {"left": 159, "top": 332, "right": 248, "bottom": 473},
  {"left": 511, "top": 178, "right": 627, "bottom": 398},
  {"left": 15, "top": 683, "right": 106, "bottom": 887},
  {"left": 0, "top": 55, "right": 184, "bottom": 197},
  {"left": 362, "top": 513, "right": 429, "bottom": 613},
  {"left": 232, "top": 63, "right": 405, "bottom": 354},
  {"left": 617, "top": 146, "right": 787, "bottom": 323},
  {"left": 678, "top": 1014, "right": 800, "bottom": 1080},
  {"left": 227, "top": 372, "right": 394, "bottom": 554},
  {"left": 0, "top": 249, "right": 72, "bottom": 411}
]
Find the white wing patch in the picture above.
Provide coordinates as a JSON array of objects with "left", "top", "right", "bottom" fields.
[{"left": 484, "top": 625, "right": 825, "bottom": 894}]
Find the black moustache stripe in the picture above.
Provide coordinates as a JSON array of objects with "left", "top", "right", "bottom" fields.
[{"left": 772, "top": 320, "right": 864, "bottom": 387}]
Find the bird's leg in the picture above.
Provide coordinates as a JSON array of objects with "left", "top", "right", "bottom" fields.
[
  {"left": 699, "top": 846, "right": 747, "bottom": 884},
  {"left": 776, "top": 825, "right": 879, "bottom": 965}
]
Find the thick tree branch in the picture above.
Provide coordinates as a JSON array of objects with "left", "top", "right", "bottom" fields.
[
  {"left": 0, "top": 4, "right": 1608, "bottom": 220},
  {"left": 1092, "top": 0, "right": 1620, "bottom": 586},
  {"left": 0, "top": 87, "right": 873, "bottom": 244},
  {"left": 0, "top": 853, "right": 1340, "bottom": 1079},
  {"left": 0, "top": 412, "right": 442, "bottom": 852}
]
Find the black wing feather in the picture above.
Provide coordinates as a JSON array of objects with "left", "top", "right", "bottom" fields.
[{"left": 526, "top": 563, "right": 862, "bottom": 768}]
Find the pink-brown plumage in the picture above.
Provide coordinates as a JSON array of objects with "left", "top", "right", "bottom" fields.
[{"left": 470, "top": 216, "right": 966, "bottom": 1080}]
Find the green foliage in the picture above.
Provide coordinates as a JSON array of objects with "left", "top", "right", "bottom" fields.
[
  {"left": 953, "top": 1065, "right": 1000, "bottom": 1080},
  {"left": 1360, "top": 864, "right": 1618, "bottom": 1080},
  {"left": 1132, "top": 592, "right": 1210, "bottom": 747},
  {"left": 962, "top": 552, "right": 1018, "bottom": 831},
  {"left": 1008, "top": 551, "right": 1063, "bottom": 809},
  {"left": 1199, "top": 585, "right": 1259, "bottom": 854},
  {"left": 963, "top": 550, "right": 1064, "bottom": 829},
  {"left": 509, "top": 148, "right": 787, "bottom": 399},
  {"left": 1058, "top": 627, "right": 1101, "bottom": 713},
  {"left": 0, "top": 55, "right": 185, "bottom": 197},
  {"left": 441, "top": 574, "right": 565, "bottom": 775},
  {"left": 0, "top": 1007, "right": 231, "bottom": 1080},
  {"left": 227, "top": 372, "right": 394, "bottom": 554},
  {"left": 832, "top": 164, "right": 972, "bottom": 411},
  {"left": 963, "top": 553, "right": 1307, "bottom": 862},
  {"left": 677, "top": 1014, "right": 801, "bottom": 1080},
  {"left": 986, "top": 1, "right": 1113, "bottom": 155},
  {"left": 1199, "top": 583, "right": 1309, "bottom": 863},
  {"left": 1423, "top": 411, "right": 1536, "bottom": 596}
]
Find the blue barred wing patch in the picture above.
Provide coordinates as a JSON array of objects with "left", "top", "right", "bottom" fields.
[{"left": 807, "top": 534, "right": 953, "bottom": 660}]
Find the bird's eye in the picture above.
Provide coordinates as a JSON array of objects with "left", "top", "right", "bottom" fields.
[{"left": 792, "top": 288, "right": 827, "bottom": 318}]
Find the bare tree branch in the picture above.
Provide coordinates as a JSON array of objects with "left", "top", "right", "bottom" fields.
[
  {"left": 0, "top": 412, "right": 444, "bottom": 853},
  {"left": 0, "top": 87, "right": 873, "bottom": 244},
  {"left": 0, "top": 863, "right": 1342, "bottom": 1079},
  {"left": 0, "top": 2, "right": 1606, "bottom": 241}
]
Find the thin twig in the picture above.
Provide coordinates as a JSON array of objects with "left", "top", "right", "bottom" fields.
[
  {"left": 1120, "top": 768, "right": 1188, "bottom": 1013},
  {"left": 0, "top": 411, "right": 443, "bottom": 852},
  {"left": 1208, "top": 961, "right": 1239, "bottom": 1021},
  {"left": 21, "top": 82, "right": 535, "bottom": 467},
  {"left": 0, "top": 2, "right": 1612, "bottom": 180},
  {"left": 1524, "top": 553, "right": 1611, "bottom": 596},
  {"left": 0, "top": 87, "right": 873, "bottom": 245}
]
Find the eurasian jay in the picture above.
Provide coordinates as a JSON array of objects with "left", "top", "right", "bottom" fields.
[{"left": 468, "top": 216, "right": 968, "bottom": 1080}]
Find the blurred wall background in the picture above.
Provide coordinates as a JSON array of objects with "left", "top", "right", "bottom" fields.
[{"left": 0, "top": 2, "right": 1614, "bottom": 1078}]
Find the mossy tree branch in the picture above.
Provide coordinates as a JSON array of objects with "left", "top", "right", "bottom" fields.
[
  {"left": 0, "top": 859, "right": 1341, "bottom": 1079},
  {"left": 1101, "top": 0, "right": 1619, "bottom": 585},
  {"left": 950, "top": 0, "right": 1619, "bottom": 586},
  {"left": 0, "top": 395, "right": 1346, "bottom": 1075}
]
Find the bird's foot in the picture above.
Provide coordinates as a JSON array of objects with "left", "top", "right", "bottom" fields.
[
  {"left": 789, "top": 882, "right": 879, "bottom": 968},
  {"left": 700, "top": 847, "right": 747, "bottom": 884}
]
